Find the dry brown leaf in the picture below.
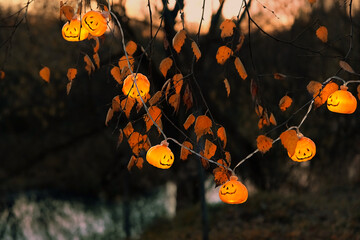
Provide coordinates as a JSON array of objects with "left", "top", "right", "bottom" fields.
[
  {"left": 280, "top": 130, "right": 299, "bottom": 157},
  {"left": 60, "top": 4, "right": 74, "bottom": 21},
  {"left": 121, "top": 97, "right": 136, "bottom": 118},
  {"left": 169, "top": 93, "right": 180, "bottom": 113},
  {"left": 118, "top": 55, "right": 134, "bottom": 71},
  {"left": 127, "top": 155, "right": 136, "bottom": 171},
  {"left": 144, "top": 106, "right": 162, "bottom": 132},
  {"left": 180, "top": 141, "right": 193, "bottom": 160},
  {"left": 279, "top": 95, "right": 293, "bottom": 111},
  {"left": 216, "top": 46, "right": 233, "bottom": 65},
  {"left": 183, "top": 84, "right": 193, "bottom": 111},
  {"left": 191, "top": 41, "right": 201, "bottom": 61},
  {"left": 126, "top": 41, "right": 137, "bottom": 55},
  {"left": 123, "top": 122, "right": 134, "bottom": 138},
  {"left": 234, "top": 57, "right": 247, "bottom": 80},
  {"left": 110, "top": 66, "right": 122, "bottom": 84},
  {"left": 339, "top": 60, "right": 355, "bottom": 74},
  {"left": 172, "top": 29, "right": 187, "bottom": 53},
  {"left": 269, "top": 113, "right": 277, "bottom": 126},
  {"left": 105, "top": 107, "right": 114, "bottom": 126},
  {"left": 159, "top": 57, "right": 173, "bottom": 77},
  {"left": 204, "top": 139, "right": 217, "bottom": 160},
  {"left": 173, "top": 73, "right": 183, "bottom": 94},
  {"left": 316, "top": 26, "right": 328, "bottom": 43},
  {"left": 149, "top": 91, "right": 162, "bottom": 106},
  {"left": 223, "top": 79, "right": 230, "bottom": 97},
  {"left": 217, "top": 126, "right": 227, "bottom": 148},
  {"left": 84, "top": 55, "right": 95, "bottom": 75},
  {"left": 235, "top": 33, "right": 245, "bottom": 52},
  {"left": 183, "top": 114, "right": 195, "bottom": 130},
  {"left": 274, "top": 73, "right": 286, "bottom": 80},
  {"left": 307, "top": 81, "right": 322, "bottom": 96},
  {"left": 112, "top": 95, "right": 121, "bottom": 112},
  {"left": 194, "top": 115, "right": 212, "bottom": 142},
  {"left": 93, "top": 53, "right": 100, "bottom": 69},
  {"left": 66, "top": 81, "right": 72, "bottom": 95},
  {"left": 117, "top": 129, "right": 123, "bottom": 148},
  {"left": 0, "top": 70, "right": 5, "bottom": 79},
  {"left": 39, "top": 66, "right": 50, "bottom": 82},
  {"left": 257, "top": 135, "right": 273, "bottom": 154},
  {"left": 220, "top": 19, "right": 236, "bottom": 39}
]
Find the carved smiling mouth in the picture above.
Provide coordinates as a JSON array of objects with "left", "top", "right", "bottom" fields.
[
  {"left": 220, "top": 189, "right": 237, "bottom": 195},
  {"left": 84, "top": 17, "right": 97, "bottom": 31},
  {"left": 296, "top": 152, "right": 313, "bottom": 160},
  {"left": 327, "top": 102, "right": 339, "bottom": 107},
  {"left": 160, "top": 155, "right": 172, "bottom": 166}
]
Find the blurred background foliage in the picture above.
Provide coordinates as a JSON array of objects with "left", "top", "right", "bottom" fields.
[{"left": 0, "top": 0, "right": 360, "bottom": 239}]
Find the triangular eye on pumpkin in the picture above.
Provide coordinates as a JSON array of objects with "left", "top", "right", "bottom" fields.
[
  {"left": 288, "top": 136, "right": 316, "bottom": 162},
  {"left": 81, "top": 11, "right": 107, "bottom": 37},
  {"left": 122, "top": 73, "right": 150, "bottom": 99},
  {"left": 327, "top": 85, "right": 357, "bottom": 114},
  {"left": 62, "top": 19, "right": 89, "bottom": 42},
  {"left": 146, "top": 140, "right": 174, "bottom": 169},
  {"left": 219, "top": 176, "right": 248, "bottom": 204}
]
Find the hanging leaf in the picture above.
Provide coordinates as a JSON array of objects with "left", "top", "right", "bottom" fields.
[
  {"left": 220, "top": 19, "right": 236, "bottom": 39},
  {"left": 235, "top": 57, "right": 247, "bottom": 80},
  {"left": 191, "top": 41, "right": 201, "bottom": 61},
  {"left": 357, "top": 84, "right": 360, "bottom": 100},
  {"left": 250, "top": 79, "right": 258, "bottom": 100},
  {"left": 66, "top": 81, "right": 72, "bottom": 95},
  {"left": 121, "top": 97, "right": 136, "bottom": 118},
  {"left": 117, "top": 129, "right": 123, "bottom": 148},
  {"left": 149, "top": 91, "right": 162, "bottom": 106},
  {"left": 315, "top": 82, "right": 338, "bottom": 108},
  {"left": 213, "top": 159, "right": 230, "bottom": 186},
  {"left": 223, "top": 79, "right": 230, "bottom": 97},
  {"left": 165, "top": 81, "right": 171, "bottom": 100},
  {"left": 105, "top": 107, "right": 114, "bottom": 126},
  {"left": 93, "top": 53, "right": 100, "bottom": 69},
  {"left": 274, "top": 73, "right": 286, "bottom": 80},
  {"left": 118, "top": 55, "right": 134, "bottom": 71},
  {"left": 84, "top": 54, "right": 95, "bottom": 75},
  {"left": 126, "top": 41, "right": 137, "bottom": 55},
  {"left": 280, "top": 130, "right": 299, "bottom": 157},
  {"left": 316, "top": 26, "right": 328, "bottom": 43},
  {"left": 66, "top": 68, "right": 77, "bottom": 81},
  {"left": 183, "top": 114, "right": 195, "bottom": 130},
  {"left": 269, "top": 113, "right": 277, "bottom": 126},
  {"left": 235, "top": 33, "right": 245, "bottom": 53},
  {"left": 339, "top": 60, "right": 355, "bottom": 74},
  {"left": 159, "top": 57, "right": 173, "bottom": 77},
  {"left": 173, "top": 73, "right": 183, "bottom": 94},
  {"left": 279, "top": 95, "right": 293, "bottom": 111},
  {"left": 204, "top": 139, "right": 217, "bottom": 160},
  {"left": 127, "top": 155, "right": 137, "bottom": 171},
  {"left": 217, "top": 126, "right": 227, "bottom": 148},
  {"left": 128, "top": 132, "right": 149, "bottom": 156},
  {"left": 0, "top": 70, "right": 5, "bottom": 79},
  {"left": 200, "top": 151, "right": 210, "bottom": 169},
  {"left": 194, "top": 115, "right": 212, "bottom": 142},
  {"left": 255, "top": 104, "right": 264, "bottom": 117},
  {"left": 180, "top": 141, "right": 193, "bottom": 160},
  {"left": 257, "top": 135, "right": 273, "bottom": 154},
  {"left": 183, "top": 84, "right": 193, "bottom": 111},
  {"left": 224, "top": 151, "right": 231, "bottom": 165},
  {"left": 307, "top": 81, "right": 322, "bottom": 96},
  {"left": 172, "top": 29, "right": 187, "bottom": 53},
  {"left": 92, "top": 36, "right": 100, "bottom": 53},
  {"left": 216, "top": 46, "right": 233, "bottom": 65},
  {"left": 112, "top": 95, "right": 121, "bottom": 112},
  {"left": 135, "top": 157, "right": 144, "bottom": 169},
  {"left": 123, "top": 122, "right": 134, "bottom": 138},
  {"left": 110, "top": 66, "right": 122, "bottom": 84},
  {"left": 144, "top": 106, "right": 162, "bottom": 132},
  {"left": 169, "top": 93, "right": 180, "bottom": 113},
  {"left": 39, "top": 66, "right": 50, "bottom": 82},
  {"left": 60, "top": 3, "right": 74, "bottom": 21}
]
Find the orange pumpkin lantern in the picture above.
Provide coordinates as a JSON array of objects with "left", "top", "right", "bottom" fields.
[
  {"left": 122, "top": 73, "right": 150, "bottom": 99},
  {"left": 146, "top": 140, "right": 174, "bottom": 169},
  {"left": 288, "top": 136, "right": 316, "bottom": 162},
  {"left": 327, "top": 85, "right": 357, "bottom": 114},
  {"left": 219, "top": 176, "right": 248, "bottom": 204},
  {"left": 81, "top": 11, "right": 107, "bottom": 36},
  {"left": 62, "top": 19, "right": 89, "bottom": 42}
]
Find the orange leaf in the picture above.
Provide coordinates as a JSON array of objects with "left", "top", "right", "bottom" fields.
[
  {"left": 173, "top": 74, "right": 183, "bottom": 94},
  {"left": 269, "top": 113, "right": 277, "bottom": 126},
  {"left": 223, "top": 79, "right": 230, "bottom": 97},
  {"left": 183, "top": 114, "right": 195, "bottom": 130},
  {"left": 216, "top": 46, "right": 232, "bottom": 65},
  {"left": 279, "top": 95, "right": 293, "bottom": 111},
  {"left": 159, "top": 57, "right": 173, "bottom": 77},
  {"left": 314, "top": 82, "right": 338, "bottom": 108},
  {"left": 172, "top": 29, "right": 187, "bottom": 53},
  {"left": 93, "top": 53, "right": 100, "bottom": 69},
  {"left": 149, "top": 91, "right": 162, "bottom": 106},
  {"left": 191, "top": 41, "right": 201, "bottom": 61},
  {"left": 194, "top": 115, "right": 212, "bottom": 142},
  {"left": 118, "top": 55, "right": 134, "bottom": 71},
  {"left": 280, "top": 130, "right": 299, "bottom": 157},
  {"left": 235, "top": 33, "right": 245, "bottom": 53},
  {"left": 67, "top": 68, "right": 77, "bottom": 81},
  {"left": 128, "top": 132, "right": 149, "bottom": 156},
  {"left": 180, "top": 141, "right": 193, "bottom": 160},
  {"left": 66, "top": 81, "right": 72, "bottom": 95},
  {"left": 105, "top": 107, "right": 113, "bottom": 126},
  {"left": 256, "top": 135, "right": 273, "bottom": 154},
  {"left": 117, "top": 129, "right": 123, "bottom": 148},
  {"left": 255, "top": 104, "right": 264, "bottom": 117},
  {"left": 307, "top": 81, "right": 322, "bottom": 96},
  {"left": 92, "top": 36, "right": 100, "bottom": 53},
  {"left": 234, "top": 57, "right": 247, "bottom": 80},
  {"left": 339, "top": 60, "right": 355, "bottom": 74},
  {"left": 126, "top": 41, "right": 137, "bottom": 55},
  {"left": 111, "top": 66, "right": 122, "bottom": 84},
  {"left": 204, "top": 139, "right": 217, "bottom": 160},
  {"left": 200, "top": 151, "right": 210, "bottom": 169},
  {"left": 39, "top": 66, "right": 50, "bottom": 82},
  {"left": 123, "top": 122, "right": 133, "bottom": 138},
  {"left": 136, "top": 157, "right": 144, "bottom": 169},
  {"left": 220, "top": 19, "right": 236, "bottom": 39},
  {"left": 169, "top": 93, "right": 180, "bottom": 113},
  {"left": 274, "top": 73, "right": 286, "bottom": 80},
  {"left": 224, "top": 151, "right": 231, "bottom": 165},
  {"left": 112, "top": 95, "right": 121, "bottom": 112},
  {"left": 60, "top": 3, "right": 74, "bottom": 21},
  {"left": 183, "top": 84, "right": 193, "bottom": 111},
  {"left": 316, "top": 26, "right": 328, "bottom": 43},
  {"left": 0, "top": 70, "right": 5, "bottom": 79},
  {"left": 217, "top": 126, "right": 227, "bottom": 148},
  {"left": 213, "top": 169, "right": 230, "bottom": 186},
  {"left": 357, "top": 84, "right": 360, "bottom": 100},
  {"left": 84, "top": 54, "right": 95, "bottom": 75},
  {"left": 121, "top": 98, "right": 136, "bottom": 118},
  {"left": 127, "top": 155, "right": 136, "bottom": 171},
  {"left": 144, "top": 106, "right": 162, "bottom": 132}
]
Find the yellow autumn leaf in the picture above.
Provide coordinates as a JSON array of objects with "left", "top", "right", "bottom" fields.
[
  {"left": 220, "top": 19, "right": 236, "bottom": 39},
  {"left": 84, "top": 54, "right": 95, "bottom": 75},
  {"left": 180, "top": 141, "right": 193, "bottom": 160},
  {"left": 279, "top": 95, "right": 293, "bottom": 111},
  {"left": 217, "top": 126, "right": 227, "bottom": 148},
  {"left": 216, "top": 46, "right": 232, "bottom": 65},
  {"left": 280, "top": 130, "right": 299, "bottom": 157},
  {"left": 159, "top": 57, "right": 173, "bottom": 77},
  {"left": 67, "top": 68, "right": 77, "bottom": 81},
  {"left": 194, "top": 115, "right": 212, "bottom": 142},
  {"left": 110, "top": 66, "right": 122, "bottom": 84},
  {"left": 126, "top": 40, "right": 137, "bottom": 55},
  {"left": 316, "top": 26, "right": 328, "bottom": 43},
  {"left": 191, "top": 41, "right": 201, "bottom": 61},
  {"left": 172, "top": 29, "right": 187, "bottom": 53},
  {"left": 223, "top": 78, "right": 230, "bottom": 97},
  {"left": 234, "top": 57, "right": 247, "bottom": 80},
  {"left": 39, "top": 66, "right": 50, "bottom": 82},
  {"left": 93, "top": 53, "right": 100, "bottom": 69},
  {"left": 256, "top": 135, "right": 273, "bottom": 154},
  {"left": 183, "top": 114, "right": 195, "bottom": 130}
]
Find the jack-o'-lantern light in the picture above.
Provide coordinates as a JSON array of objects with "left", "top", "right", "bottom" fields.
[
  {"left": 327, "top": 85, "right": 357, "bottom": 114},
  {"left": 62, "top": 19, "right": 89, "bottom": 42},
  {"left": 146, "top": 140, "right": 174, "bottom": 169},
  {"left": 122, "top": 73, "right": 150, "bottom": 99},
  {"left": 288, "top": 136, "right": 316, "bottom": 162},
  {"left": 219, "top": 176, "right": 248, "bottom": 204},
  {"left": 81, "top": 11, "right": 107, "bottom": 37}
]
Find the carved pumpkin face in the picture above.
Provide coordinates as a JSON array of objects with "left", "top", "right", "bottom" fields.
[
  {"left": 122, "top": 73, "right": 150, "bottom": 99},
  {"left": 219, "top": 176, "right": 248, "bottom": 204},
  {"left": 62, "top": 19, "right": 89, "bottom": 42},
  {"left": 82, "top": 11, "right": 107, "bottom": 36},
  {"left": 327, "top": 89, "right": 357, "bottom": 114},
  {"left": 146, "top": 141, "right": 174, "bottom": 169},
  {"left": 288, "top": 137, "right": 316, "bottom": 162}
]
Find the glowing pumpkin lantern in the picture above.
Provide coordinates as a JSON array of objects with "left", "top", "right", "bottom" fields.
[
  {"left": 62, "top": 19, "right": 89, "bottom": 42},
  {"left": 122, "top": 73, "right": 150, "bottom": 99},
  {"left": 81, "top": 11, "right": 107, "bottom": 36},
  {"left": 219, "top": 176, "right": 248, "bottom": 204},
  {"left": 327, "top": 85, "right": 357, "bottom": 114},
  {"left": 146, "top": 140, "right": 174, "bottom": 169},
  {"left": 288, "top": 136, "right": 316, "bottom": 162}
]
